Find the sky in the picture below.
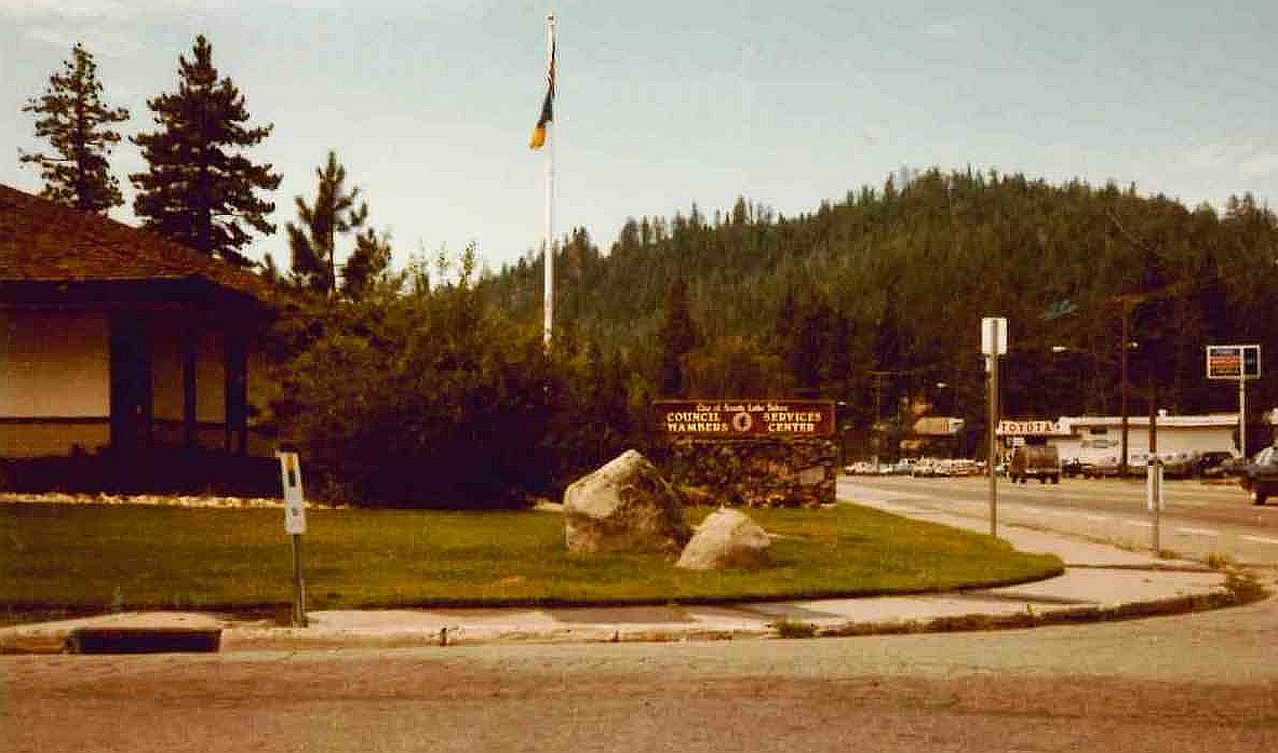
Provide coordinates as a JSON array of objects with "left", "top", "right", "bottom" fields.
[{"left": 2, "top": 1, "right": 1276, "bottom": 274}]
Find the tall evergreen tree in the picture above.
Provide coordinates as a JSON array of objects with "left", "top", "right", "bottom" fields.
[
  {"left": 287, "top": 150, "right": 369, "bottom": 295},
  {"left": 20, "top": 43, "right": 130, "bottom": 213},
  {"left": 130, "top": 35, "right": 280, "bottom": 265}
]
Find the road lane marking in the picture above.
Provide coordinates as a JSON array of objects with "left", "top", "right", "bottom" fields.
[
  {"left": 1124, "top": 520, "right": 1153, "bottom": 528},
  {"left": 1174, "top": 527, "right": 1220, "bottom": 537},
  {"left": 1241, "top": 535, "right": 1278, "bottom": 546},
  {"left": 1083, "top": 514, "right": 1108, "bottom": 521}
]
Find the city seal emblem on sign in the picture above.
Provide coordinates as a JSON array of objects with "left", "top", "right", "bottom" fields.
[{"left": 731, "top": 411, "right": 754, "bottom": 433}]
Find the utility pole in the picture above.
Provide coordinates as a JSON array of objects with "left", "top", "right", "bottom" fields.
[{"left": 1109, "top": 293, "right": 1146, "bottom": 478}]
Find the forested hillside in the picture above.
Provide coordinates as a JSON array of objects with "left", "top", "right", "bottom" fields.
[{"left": 482, "top": 169, "right": 1278, "bottom": 454}]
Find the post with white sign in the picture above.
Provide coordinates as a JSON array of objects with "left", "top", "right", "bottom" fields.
[
  {"left": 1146, "top": 399, "right": 1163, "bottom": 554},
  {"left": 982, "top": 317, "right": 1008, "bottom": 538},
  {"left": 278, "top": 451, "right": 308, "bottom": 628}
]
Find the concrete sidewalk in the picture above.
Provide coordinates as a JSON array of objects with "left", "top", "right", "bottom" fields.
[{"left": 0, "top": 509, "right": 1242, "bottom": 655}]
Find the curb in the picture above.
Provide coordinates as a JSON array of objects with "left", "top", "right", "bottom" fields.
[
  {"left": 816, "top": 580, "right": 1263, "bottom": 639},
  {"left": 4, "top": 572, "right": 1264, "bottom": 655}
]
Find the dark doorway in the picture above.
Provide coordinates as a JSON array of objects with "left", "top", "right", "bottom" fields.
[{"left": 109, "top": 313, "right": 152, "bottom": 452}]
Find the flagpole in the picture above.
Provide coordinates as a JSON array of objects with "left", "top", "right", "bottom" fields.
[{"left": 543, "top": 12, "right": 557, "bottom": 347}]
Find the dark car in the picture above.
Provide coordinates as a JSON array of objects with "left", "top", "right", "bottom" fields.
[
  {"left": 1239, "top": 446, "right": 1278, "bottom": 505},
  {"left": 1197, "top": 451, "right": 1242, "bottom": 478}
]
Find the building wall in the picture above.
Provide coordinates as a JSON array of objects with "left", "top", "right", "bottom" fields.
[
  {"left": 1, "top": 309, "right": 111, "bottom": 418},
  {"left": 2, "top": 308, "right": 255, "bottom": 458},
  {"left": 196, "top": 327, "right": 226, "bottom": 424},
  {"left": 1, "top": 310, "right": 113, "bottom": 457},
  {"left": 150, "top": 316, "right": 185, "bottom": 423},
  {"left": 1050, "top": 423, "right": 1236, "bottom": 464}
]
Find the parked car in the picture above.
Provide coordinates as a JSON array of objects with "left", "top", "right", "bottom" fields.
[
  {"left": 1159, "top": 452, "right": 1198, "bottom": 479},
  {"left": 944, "top": 458, "right": 982, "bottom": 477},
  {"left": 1081, "top": 455, "right": 1121, "bottom": 478},
  {"left": 910, "top": 457, "right": 940, "bottom": 477},
  {"left": 1239, "top": 446, "right": 1278, "bottom": 506},
  {"left": 1008, "top": 445, "right": 1061, "bottom": 484},
  {"left": 1196, "top": 451, "right": 1241, "bottom": 479}
]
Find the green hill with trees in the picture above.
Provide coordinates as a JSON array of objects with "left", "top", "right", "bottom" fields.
[{"left": 481, "top": 168, "right": 1278, "bottom": 460}]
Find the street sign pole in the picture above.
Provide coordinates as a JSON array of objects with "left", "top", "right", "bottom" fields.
[
  {"left": 291, "top": 533, "right": 307, "bottom": 628},
  {"left": 278, "top": 452, "right": 308, "bottom": 628},
  {"left": 1147, "top": 392, "right": 1162, "bottom": 554},
  {"left": 1240, "top": 372, "right": 1247, "bottom": 457},
  {"left": 982, "top": 317, "right": 1008, "bottom": 539}
]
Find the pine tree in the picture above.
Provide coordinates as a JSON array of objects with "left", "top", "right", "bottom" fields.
[
  {"left": 130, "top": 35, "right": 280, "bottom": 265},
  {"left": 20, "top": 43, "right": 130, "bottom": 213},
  {"left": 287, "top": 150, "right": 369, "bottom": 295},
  {"left": 341, "top": 228, "right": 393, "bottom": 300}
]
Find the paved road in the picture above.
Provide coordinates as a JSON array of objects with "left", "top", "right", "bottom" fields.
[
  {"left": 841, "top": 475, "right": 1278, "bottom": 566},
  {"left": 5, "top": 480, "right": 1275, "bottom": 752},
  {"left": 4, "top": 590, "right": 1277, "bottom": 753}
]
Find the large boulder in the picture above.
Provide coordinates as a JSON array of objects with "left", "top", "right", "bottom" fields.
[
  {"left": 676, "top": 508, "right": 773, "bottom": 571},
  {"left": 563, "top": 450, "right": 691, "bottom": 555}
]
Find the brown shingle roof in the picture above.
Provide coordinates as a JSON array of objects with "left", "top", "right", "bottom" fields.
[{"left": 0, "top": 183, "right": 274, "bottom": 304}]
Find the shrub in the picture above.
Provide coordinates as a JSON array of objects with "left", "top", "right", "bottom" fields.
[{"left": 269, "top": 260, "right": 640, "bottom": 508}]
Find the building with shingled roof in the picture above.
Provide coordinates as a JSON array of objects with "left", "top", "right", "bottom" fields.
[{"left": 1, "top": 183, "right": 277, "bottom": 489}]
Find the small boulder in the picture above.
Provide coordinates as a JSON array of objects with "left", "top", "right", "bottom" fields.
[
  {"left": 563, "top": 450, "right": 691, "bottom": 555},
  {"left": 676, "top": 508, "right": 773, "bottom": 571}
]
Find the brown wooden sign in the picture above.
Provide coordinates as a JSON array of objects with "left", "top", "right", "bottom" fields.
[{"left": 655, "top": 400, "right": 836, "bottom": 438}]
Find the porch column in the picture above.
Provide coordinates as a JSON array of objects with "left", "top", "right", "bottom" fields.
[{"left": 183, "top": 322, "right": 198, "bottom": 449}]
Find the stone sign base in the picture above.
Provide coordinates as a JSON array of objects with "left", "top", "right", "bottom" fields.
[{"left": 658, "top": 437, "right": 837, "bottom": 508}]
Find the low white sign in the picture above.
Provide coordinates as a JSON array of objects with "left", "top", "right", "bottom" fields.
[
  {"left": 981, "top": 317, "right": 1008, "bottom": 356},
  {"left": 278, "top": 452, "right": 306, "bottom": 535}
]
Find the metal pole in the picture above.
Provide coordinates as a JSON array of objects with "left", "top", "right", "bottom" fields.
[
  {"left": 1239, "top": 373, "right": 1247, "bottom": 457},
  {"left": 1149, "top": 379, "right": 1160, "bottom": 554},
  {"left": 542, "top": 13, "right": 556, "bottom": 346},
  {"left": 988, "top": 353, "right": 999, "bottom": 538},
  {"left": 291, "top": 533, "right": 307, "bottom": 628},
  {"left": 1119, "top": 305, "right": 1130, "bottom": 477}
]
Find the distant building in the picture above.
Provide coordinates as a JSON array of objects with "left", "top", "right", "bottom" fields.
[{"left": 998, "top": 414, "right": 1239, "bottom": 464}]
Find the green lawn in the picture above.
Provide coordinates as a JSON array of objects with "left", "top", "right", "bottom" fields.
[{"left": 0, "top": 503, "right": 1062, "bottom": 615}]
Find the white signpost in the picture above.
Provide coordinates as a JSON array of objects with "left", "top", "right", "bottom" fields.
[
  {"left": 982, "top": 317, "right": 1008, "bottom": 538},
  {"left": 277, "top": 452, "right": 308, "bottom": 627},
  {"left": 1207, "top": 344, "right": 1261, "bottom": 456}
]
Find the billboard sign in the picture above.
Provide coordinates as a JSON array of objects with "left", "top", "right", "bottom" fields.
[{"left": 1206, "top": 344, "right": 1261, "bottom": 380}]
